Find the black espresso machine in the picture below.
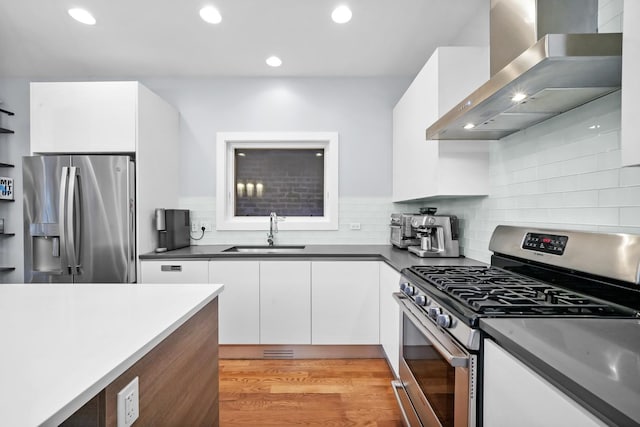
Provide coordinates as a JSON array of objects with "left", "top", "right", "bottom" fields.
[{"left": 154, "top": 208, "right": 190, "bottom": 252}]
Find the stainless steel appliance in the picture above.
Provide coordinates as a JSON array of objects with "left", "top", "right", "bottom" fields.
[
  {"left": 23, "top": 155, "right": 135, "bottom": 283},
  {"left": 155, "top": 208, "right": 190, "bottom": 253},
  {"left": 426, "top": 0, "right": 622, "bottom": 140},
  {"left": 407, "top": 214, "right": 459, "bottom": 258},
  {"left": 390, "top": 213, "right": 420, "bottom": 249},
  {"left": 393, "top": 225, "right": 640, "bottom": 427}
]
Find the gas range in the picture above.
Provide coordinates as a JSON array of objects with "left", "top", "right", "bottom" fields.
[
  {"left": 398, "top": 226, "right": 640, "bottom": 349},
  {"left": 393, "top": 225, "right": 640, "bottom": 427}
]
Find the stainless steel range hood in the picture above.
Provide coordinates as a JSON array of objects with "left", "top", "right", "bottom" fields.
[{"left": 426, "top": 0, "right": 623, "bottom": 141}]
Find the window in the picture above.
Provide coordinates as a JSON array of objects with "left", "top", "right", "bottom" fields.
[{"left": 216, "top": 132, "right": 339, "bottom": 230}]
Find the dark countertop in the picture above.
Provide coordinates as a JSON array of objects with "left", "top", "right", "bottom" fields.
[
  {"left": 481, "top": 317, "right": 640, "bottom": 427},
  {"left": 139, "top": 244, "right": 485, "bottom": 272}
]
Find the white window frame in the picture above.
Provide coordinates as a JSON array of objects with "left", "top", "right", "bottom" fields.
[{"left": 216, "top": 132, "right": 339, "bottom": 230}]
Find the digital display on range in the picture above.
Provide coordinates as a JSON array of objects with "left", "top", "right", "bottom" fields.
[{"left": 522, "top": 233, "right": 568, "bottom": 255}]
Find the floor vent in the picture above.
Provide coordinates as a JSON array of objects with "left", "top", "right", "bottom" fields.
[{"left": 263, "top": 349, "right": 294, "bottom": 359}]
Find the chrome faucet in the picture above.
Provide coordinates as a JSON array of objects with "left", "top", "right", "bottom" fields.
[{"left": 267, "top": 212, "right": 283, "bottom": 246}]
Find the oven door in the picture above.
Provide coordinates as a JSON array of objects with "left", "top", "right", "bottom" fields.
[{"left": 393, "top": 293, "right": 477, "bottom": 427}]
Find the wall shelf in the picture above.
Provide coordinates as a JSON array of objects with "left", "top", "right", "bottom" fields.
[{"left": 0, "top": 101, "right": 16, "bottom": 283}]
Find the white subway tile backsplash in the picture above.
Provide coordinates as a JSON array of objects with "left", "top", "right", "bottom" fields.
[
  {"left": 620, "top": 208, "right": 640, "bottom": 227},
  {"left": 430, "top": 93, "right": 636, "bottom": 261},
  {"left": 620, "top": 168, "right": 640, "bottom": 187},
  {"left": 599, "top": 187, "right": 640, "bottom": 207}
]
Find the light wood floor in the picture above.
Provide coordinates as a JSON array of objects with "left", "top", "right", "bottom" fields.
[{"left": 219, "top": 359, "right": 403, "bottom": 426}]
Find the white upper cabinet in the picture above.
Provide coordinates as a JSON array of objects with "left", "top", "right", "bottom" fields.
[
  {"left": 31, "top": 81, "right": 138, "bottom": 153},
  {"left": 622, "top": 0, "right": 640, "bottom": 167},
  {"left": 393, "top": 47, "right": 490, "bottom": 202},
  {"left": 30, "top": 81, "right": 181, "bottom": 263}
]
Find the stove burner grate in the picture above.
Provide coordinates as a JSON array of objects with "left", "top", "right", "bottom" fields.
[{"left": 407, "top": 265, "right": 631, "bottom": 317}]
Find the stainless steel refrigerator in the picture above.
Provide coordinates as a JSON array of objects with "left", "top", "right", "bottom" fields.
[{"left": 23, "top": 155, "right": 135, "bottom": 283}]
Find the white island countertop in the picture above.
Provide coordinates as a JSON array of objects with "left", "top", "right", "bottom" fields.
[{"left": 0, "top": 283, "right": 224, "bottom": 427}]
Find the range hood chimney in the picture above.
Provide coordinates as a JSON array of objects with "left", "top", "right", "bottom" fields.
[{"left": 426, "top": 0, "right": 622, "bottom": 140}]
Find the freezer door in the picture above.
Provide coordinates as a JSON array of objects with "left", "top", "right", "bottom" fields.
[
  {"left": 71, "top": 156, "right": 135, "bottom": 283},
  {"left": 22, "top": 155, "right": 73, "bottom": 283}
]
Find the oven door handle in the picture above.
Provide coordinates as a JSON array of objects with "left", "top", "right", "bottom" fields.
[{"left": 394, "top": 292, "right": 469, "bottom": 368}]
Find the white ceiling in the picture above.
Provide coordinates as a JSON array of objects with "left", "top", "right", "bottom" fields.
[{"left": 0, "top": 0, "right": 488, "bottom": 78}]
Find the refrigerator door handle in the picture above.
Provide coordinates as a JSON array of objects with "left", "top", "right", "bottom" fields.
[
  {"left": 59, "top": 166, "right": 71, "bottom": 274},
  {"left": 67, "top": 166, "right": 82, "bottom": 274}
]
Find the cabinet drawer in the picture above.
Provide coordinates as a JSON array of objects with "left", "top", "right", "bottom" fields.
[{"left": 140, "top": 260, "right": 209, "bottom": 284}]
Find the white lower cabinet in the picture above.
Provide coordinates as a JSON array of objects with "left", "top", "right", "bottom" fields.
[
  {"left": 139, "top": 260, "right": 209, "bottom": 283},
  {"left": 379, "top": 262, "right": 400, "bottom": 377},
  {"left": 483, "top": 339, "right": 606, "bottom": 427},
  {"left": 209, "top": 260, "right": 260, "bottom": 344},
  {"left": 311, "top": 261, "right": 380, "bottom": 345},
  {"left": 260, "top": 261, "right": 311, "bottom": 344}
]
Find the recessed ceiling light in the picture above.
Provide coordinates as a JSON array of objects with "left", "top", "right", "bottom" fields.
[
  {"left": 68, "top": 8, "right": 96, "bottom": 25},
  {"left": 331, "top": 5, "right": 352, "bottom": 24},
  {"left": 266, "top": 56, "right": 282, "bottom": 67},
  {"left": 463, "top": 123, "right": 475, "bottom": 130},
  {"left": 199, "top": 6, "right": 222, "bottom": 24},
  {"left": 511, "top": 92, "right": 527, "bottom": 102}
]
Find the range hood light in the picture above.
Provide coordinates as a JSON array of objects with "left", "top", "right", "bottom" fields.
[
  {"left": 511, "top": 92, "right": 527, "bottom": 102},
  {"left": 589, "top": 124, "right": 601, "bottom": 130},
  {"left": 463, "top": 123, "right": 476, "bottom": 130}
]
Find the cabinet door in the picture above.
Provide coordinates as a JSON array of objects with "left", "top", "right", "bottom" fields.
[
  {"left": 392, "top": 47, "right": 489, "bottom": 201},
  {"left": 140, "top": 260, "right": 209, "bottom": 284},
  {"left": 210, "top": 260, "right": 260, "bottom": 344},
  {"left": 311, "top": 261, "right": 380, "bottom": 345},
  {"left": 30, "top": 82, "right": 137, "bottom": 153},
  {"left": 260, "top": 261, "right": 311, "bottom": 344},
  {"left": 379, "top": 262, "right": 400, "bottom": 377},
  {"left": 483, "top": 339, "right": 606, "bottom": 427}
]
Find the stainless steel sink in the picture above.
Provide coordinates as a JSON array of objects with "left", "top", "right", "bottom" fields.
[{"left": 222, "top": 245, "right": 306, "bottom": 254}]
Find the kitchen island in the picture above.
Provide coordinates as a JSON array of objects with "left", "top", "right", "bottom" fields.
[{"left": 0, "top": 283, "right": 223, "bottom": 427}]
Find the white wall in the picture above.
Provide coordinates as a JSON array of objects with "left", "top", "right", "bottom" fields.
[
  {"left": 403, "top": 92, "right": 639, "bottom": 263},
  {"left": 140, "top": 77, "right": 409, "bottom": 245}
]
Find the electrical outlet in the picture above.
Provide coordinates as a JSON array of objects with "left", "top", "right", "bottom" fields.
[
  {"left": 200, "top": 221, "right": 212, "bottom": 231},
  {"left": 349, "top": 223, "right": 361, "bottom": 230},
  {"left": 191, "top": 220, "right": 199, "bottom": 232},
  {"left": 117, "top": 377, "right": 139, "bottom": 427}
]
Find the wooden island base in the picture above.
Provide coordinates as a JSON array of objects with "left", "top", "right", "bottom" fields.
[{"left": 62, "top": 299, "right": 219, "bottom": 427}]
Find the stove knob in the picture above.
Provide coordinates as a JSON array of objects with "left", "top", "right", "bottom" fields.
[
  {"left": 428, "top": 307, "right": 441, "bottom": 319},
  {"left": 405, "top": 286, "right": 418, "bottom": 296},
  {"left": 436, "top": 314, "right": 452, "bottom": 328},
  {"left": 415, "top": 295, "right": 428, "bottom": 306},
  {"left": 399, "top": 282, "right": 408, "bottom": 292}
]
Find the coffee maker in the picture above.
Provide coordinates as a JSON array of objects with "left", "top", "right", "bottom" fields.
[
  {"left": 390, "top": 213, "right": 420, "bottom": 248},
  {"left": 155, "top": 209, "right": 191, "bottom": 253},
  {"left": 407, "top": 210, "right": 460, "bottom": 258}
]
